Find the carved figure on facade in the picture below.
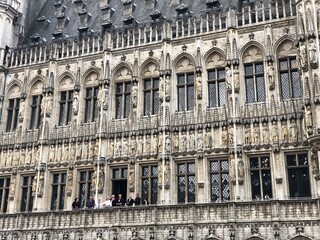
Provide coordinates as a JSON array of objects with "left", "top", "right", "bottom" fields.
[
  {"left": 137, "top": 135, "right": 143, "bottom": 155},
  {"left": 92, "top": 165, "right": 105, "bottom": 193},
  {"left": 299, "top": 44, "right": 307, "bottom": 70},
  {"left": 226, "top": 66, "right": 232, "bottom": 93},
  {"left": 115, "top": 140, "right": 121, "bottom": 157},
  {"left": 181, "top": 134, "right": 187, "bottom": 152},
  {"left": 122, "top": 138, "right": 128, "bottom": 156},
  {"left": 281, "top": 122, "right": 288, "bottom": 142},
  {"left": 49, "top": 145, "right": 55, "bottom": 162},
  {"left": 13, "top": 149, "right": 19, "bottom": 166},
  {"left": 290, "top": 120, "right": 298, "bottom": 142},
  {"left": 128, "top": 168, "right": 135, "bottom": 192},
  {"left": 64, "top": 145, "right": 70, "bottom": 161},
  {"left": 165, "top": 136, "right": 171, "bottom": 153},
  {"left": 262, "top": 123, "right": 269, "bottom": 145},
  {"left": 158, "top": 132, "right": 163, "bottom": 153},
  {"left": 38, "top": 171, "right": 45, "bottom": 197},
  {"left": 97, "top": 88, "right": 106, "bottom": 109},
  {"left": 26, "top": 148, "right": 32, "bottom": 165},
  {"left": 309, "top": 39, "right": 318, "bottom": 67},
  {"left": 164, "top": 160, "right": 170, "bottom": 188},
  {"left": 72, "top": 92, "right": 79, "bottom": 115},
  {"left": 229, "top": 154, "right": 235, "bottom": 182},
  {"left": 131, "top": 83, "right": 138, "bottom": 108},
  {"left": 245, "top": 125, "right": 251, "bottom": 145},
  {"left": 305, "top": 106, "right": 313, "bottom": 129},
  {"left": 83, "top": 142, "right": 89, "bottom": 159},
  {"left": 267, "top": 62, "right": 275, "bottom": 90},
  {"left": 76, "top": 142, "right": 82, "bottom": 160},
  {"left": 196, "top": 74, "right": 202, "bottom": 99},
  {"left": 108, "top": 139, "right": 114, "bottom": 158},
  {"left": 221, "top": 126, "right": 228, "bottom": 146},
  {"left": 173, "top": 132, "right": 179, "bottom": 152},
  {"left": 151, "top": 133, "right": 158, "bottom": 154},
  {"left": 253, "top": 125, "right": 260, "bottom": 145},
  {"left": 158, "top": 161, "right": 163, "bottom": 187},
  {"left": 130, "top": 136, "right": 136, "bottom": 156},
  {"left": 205, "top": 130, "right": 212, "bottom": 149},
  {"left": 165, "top": 76, "right": 171, "bottom": 98},
  {"left": 1, "top": 150, "right": 7, "bottom": 166},
  {"left": 32, "top": 147, "right": 39, "bottom": 165},
  {"left": 9, "top": 173, "right": 16, "bottom": 200},
  {"left": 21, "top": 149, "right": 26, "bottom": 165},
  {"left": 66, "top": 169, "right": 73, "bottom": 196},
  {"left": 94, "top": 141, "right": 99, "bottom": 158},
  {"left": 272, "top": 121, "right": 279, "bottom": 143},
  {"left": 145, "top": 135, "right": 151, "bottom": 154},
  {"left": 197, "top": 134, "right": 203, "bottom": 150},
  {"left": 189, "top": 131, "right": 195, "bottom": 151},
  {"left": 233, "top": 65, "right": 240, "bottom": 92},
  {"left": 70, "top": 143, "right": 76, "bottom": 161},
  {"left": 7, "top": 149, "right": 13, "bottom": 166},
  {"left": 32, "top": 175, "right": 37, "bottom": 197},
  {"left": 228, "top": 127, "right": 234, "bottom": 145},
  {"left": 57, "top": 144, "right": 62, "bottom": 162},
  {"left": 46, "top": 93, "right": 53, "bottom": 116},
  {"left": 311, "top": 148, "right": 319, "bottom": 175},
  {"left": 238, "top": 159, "right": 244, "bottom": 184},
  {"left": 18, "top": 100, "right": 25, "bottom": 122}
]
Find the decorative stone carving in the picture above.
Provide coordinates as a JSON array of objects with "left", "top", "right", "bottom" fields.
[
  {"left": 151, "top": 133, "right": 158, "bottom": 154},
  {"left": 204, "top": 129, "right": 212, "bottom": 149},
  {"left": 9, "top": 173, "right": 16, "bottom": 200},
  {"left": 305, "top": 105, "right": 313, "bottom": 129},
  {"left": 197, "top": 133, "right": 203, "bottom": 150},
  {"left": 164, "top": 160, "right": 170, "bottom": 189},
  {"left": 253, "top": 124, "right": 260, "bottom": 145},
  {"left": 108, "top": 139, "right": 114, "bottom": 158},
  {"left": 130, "top": 136, "right": 136, "bottom": 156},
  {"left": 64, "top": 144, "right": 70, "bottom": 161},
  {"left": 97, "top": 88, "right": 106, "bottom": 109},
  {"left": 21, "top": 149, "right": 26, "bottom": 165},
  {"left": 137, "top": 135, "right": 143, "bottom": 155},
  {"left": 7, "top": 149, "right": 13, "bottom": 166},
  {"left": 32, "top": 175, "right": 37, "bottom": 197},
  {"left": 38, "top": 171, "right": 45, "bottom": 197},
  {"left": 299, "top": 43, "right": 307, "bottom": 71},
  {"left": 94, "top": 141, "right": 99, "bottom": 158},
  {"left": 145, "top": 135, "right": 151, "bottom": 154},
  {"left": 72, "top": 92, "right": 79, "bottom": 115},
  {"left": 245, "top": 125, "right": 251, "bottom": 145},
  {"left": 128, "top": 168, "right": 134, "bottom": 192},
  {"left": 309, "top": 39, "right": 318, "bottom": 68},
  {"left": 281, "top": 122, "right": 288, "bottom": 142},
  {"left": 238, "top": 158, "right": 244, "bottom": 184},
  {"left": 49, "top": 145, "right": 55, "bottom": 162},
  {"left": 18, "top": 100, "right": 25, "bottom": 122},
  {"left": 267, "top": 62, "right": 275, "bottom": 90},
  {"left": 66, "top": 169, "right": 73, "bottom": 197},
  {"left": 272, "top": 121, "right": 279, "bottom": 143},
  {"left": 57, "top": 144, "right": 62, "bottom": 162},
  {"left": 196, "top": 73, "right": 202, "bottom": 99},
  {"left": 83, "top": 142, "right": 89, "bottom": 159},
  {"left": 228, "top": 127, "right": 234, "bottom": 145},
  {"left": 115, "top": 140, "right": 121, "bottom": 157},
  {"left": 262, "top": 123, "right": 269, "bottom": 145},
  {"left": 158, "top": 132, "right": 163, "bottom": 153},
  {"left": 26, "top": 148, "right": 32, "bottom": 165},
  {"left": 234, "top": 65, "right": 240, "bottom": 93},
  {"left": 70, "top": 143, "right": 76, "bottom": 160},
  {"left": 165, "top": 75, "right": 171, "bottom": 98},
  {"left": 131, "top": 82, "right": 138, "bottom": 108},
  {"left": 221, "top": 126, "right": 228, "bottom": 146},
  {"left": 311, "top": 147, "right": 319, "bottom": 175},
  {"left": 93, "top": 165, "right": 105, "bottom": 193},
  {"left": 122, "top": 138, "right": 128, "bottom": 156},
  {"left": 229, "top": 154, "right": 235, "bottom": 182},
  {"left": 13, "top": 149, "right": 19, "bottom": 166},
  {"left": 226, "top": 66, "right": 232, "bottom": 93},
  {"left": 76, "top": 142, "right": 82, "bottom": 160},
  {"left": 289, "top": 120, "right": 297, "bottom": 142},
  {"left": 165, "top": 136, "right": 171, "bottom": 153},
  {"left": 189, "top": 131, "right": 195, "bottom": 151},
  {"left": 173, "top": 132, "right": 179, "bottom": 152}
]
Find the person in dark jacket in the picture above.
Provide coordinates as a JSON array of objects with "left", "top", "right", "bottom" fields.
[
  {"left": 116, "top": 193, "right": 125, "bottom": 206},
  {"left": 86, "top": 195, "right": 95, "bottom": 209},
  {"left": 111, "top": 194, "right": 116, "bottom": 207},
  {"left": 72, "top": 198, "right": 80, "bottom": 209},
  {"left": 127, "top": 195, "right": 134, "bottom": 206},
  {"left": 134, "top": 194, "right": 141, "bottom": 205}
]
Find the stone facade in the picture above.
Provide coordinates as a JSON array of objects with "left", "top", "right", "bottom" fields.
[{"left": 0, "top": 0, "right": 320, "bottom": 239}]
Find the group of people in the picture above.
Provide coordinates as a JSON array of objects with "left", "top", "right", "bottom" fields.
[{"left": 72, "top": 193, "right": 148, "bottom": 209}]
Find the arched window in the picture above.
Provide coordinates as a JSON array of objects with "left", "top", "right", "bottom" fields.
[
  {"left": 29, "top": 80, "right": 44, "bottom": 129},
  {"left": 206, "top": 51, "right": 226, "bottom": 108},
  {"left": 142, "top": 62, "right": 160, "bottom": 116},
  {"left": 58, "top": 75, "right": 74, "bottom": 126},
  {"left": 84, "top": 71, "right": 99, "bottom": 123},
  {"left": 243, "top": 46, "right": 266, "bottom": 103},
  {"left": 114, "top": 66, "right": 132, "bottom": 119},
  {"left": 6, "top": 84, "right": 21, "bottom": 132},
  {"left": 277, "top": 40, "right": 300, "bottom": 99},
  {"left": 176, "top": 57, "right": 195, "bottom": 111}
]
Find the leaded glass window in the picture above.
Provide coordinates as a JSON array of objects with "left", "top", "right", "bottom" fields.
[
  {"left": 78, "top": 170, "right": 93, "bottom": 207},
  {"left": 6, "top": 98, "right": 20, "bottom": 132},
  {"left": 51, "top": 173, "right": 67, "bottom": 210},
  {"left": 84, "top": 87, "right": 99, "bottom": 123},
  {"left": 20, "top": 175, "right": 34, "bottom": 212},
  {"left": 249, "top": 156, "right": 272, "bottom": 200},
  {"left": 143, "top": 78, "right": 159, "bottom": 115},
  {"left": 59, "top": 91, "right": 73, "bottom": 126},
  {"left": 245, "top": 63, "right": 266, "bottom": 103},
  {"left": 30, "top": 95, "right": 43, "bottom": 129},
  {"left": 208, "top": 69, "right": 226, "bottom": 108},
  {"left": 0, "top": 177, "right": 10, "bottom": 213},
  {"left": 115, "top": 82, "right": 131, "bottom": 119},
  {"left": 141, "top": 165, "right": 158, "bottom": 204},
  {"left": 287, "top": 153, "right": 311, "bottom": 198},
  {"left": 177, "top": 73, "right": 194, "bottom": 111},
  {"left": 209, "top": 159, "right": 230, "bottom": 202},
  {"left": 279, "top": 57, "right": 300, "bottom": 99},
  {"left": 177, "top": 162, "right": 196, "bottom": 203}
]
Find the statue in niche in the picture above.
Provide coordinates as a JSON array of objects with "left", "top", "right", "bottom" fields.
[
  {"left": 262, "top": 123, "right": 269, "bottom": 145},
  {"left": 165, "top": 136, "right": 171, "bottom": 153},
  {"left": 189, "top": 131, "right": 195, "bottom": 151},
  {"left": 305, "top": 106, "right": 313, "bottom": 129},
  {"left": 83, "top": 142, "right": 89, "bottom": 159},
  {"left": 272, "top": 121, "right": 279, "bottom": 143},
  {"left": 309, "top": 39, "right": 318, "bottom": 65},
  {"left": 108, "top": 139, "right": 114, "bottom": 157},
  {"left": 245, "top": 125, "right": 251, "bottom": 145},
  {"left": 311, "top": 148, "right": 319, "bottom": 174},
  {"left": 299, "top": 44, "right": 307, "bottom": 68},
  {"left": 9, "top": 174, "right": 16, "bottom": 200},
  {"left": 173, "top": 132, "right": 179, "bottom": 152},
  {"left": 64, "top": 145, "right": 70, "bottom": 161},
  {"left": 1, "top": 150, "right": 7, "bottom": 166},
  {"left": 228, "top": 127, "right": 234, "bottom": 145},
  {"left": 131, "top": 83, "right": 138, "bottom": 108},
  {"left": 94, "top": 141, "right": 99, "bottom": 158},
  {"left": 7, "top": 149, "right": 13, "bottom": 166},
  {"left": 253, "top": 125, "right": 260, "bottom": 145},
  {"left": 158, "top": 161, "right": 163, "bottom": 187},
  {"left": 158, "top": 132, "right": 163, "bottom": 153},
  {"left": 115, "top": 140, "right": 121, "bottom": 157},
  {"left": 13, "top": 149, "right": 19, "bottom": 166},
  {"left": 92, "top": 165, "right": 105, "bottom": 193},
  {"left": 66, "top": 170, "right": 73, "bottom": 196},
  {"left": 38, "top": 172, "right": 44, "bottom": 197},
  {"left": 70, "top": 143, "right": 76, "bottom": 160},
  {"left": 229, "top": 154, "right": 235, "bottom": 182},
  {"left": 32, "top": 175, "right": 37, "bottom": 197},
  {"left": 267, "top": 62, "right": 275, "bottom": 89},
  {"left": 221, "top": 126, "right": 228, "bottom": 146},
  {"left": 18, "top": 100, "right": 25, "bottom": 121},
  {"left": 57, "top": 144, "right": 62, "bottom": 162},
  {"left": 72, "top": 92, "right": 79, "bottom": 115},
  {"left": 21, "top": 149, "right": 26, "bottom": 165},
  {"left": 196, "top": 73, "right": 202, "bottom": 99},
  {"left": 290, "top": 120, "right": 298, "bottom": 142},
  {"left": 204, "top": 130, "right": 212, "bottom": 149},
  {"left": 122, "top": 138, "right": 128, "bottom": 156},
  {"left": 76, "top": 142, "right": 82, "bottom": 160},
  {"left": 181, "top": 134, "right": 187, "bottom": 152},
  {"left": 49, "top": 145, "right": 55, "bottom": 162},
  {"left": 137, "top": 135, "right": 143, "bottom": 155},
  {"left": 145, "top": 135, "right": 151, "bottom": 154},
  {"left": 281, "top": 122, "right": 288, "bottom": 142},
  {"left": 90, "top": 141, "right": 95, "bottom": 159},
  {"left": 46, "top": 93, "right": 53, "bottom": 116},
  {"left": 151, "top": 133, "right": 158, "bottom": 154},
  {"left": 128, "top": 168, "right": 134, "bottom": 192},
  {"left": 97, "top": 88, "right": 106, "bottom": 109},
  {"left": 238, "top": 159, "right": 244, "bottom": 183},
  {"left": 32, "top": 147, "right": 38, "bottom": 165},
  {"left": 234, "top": 65, "right": 240, "bottom": 92},
  {"left": 165, "top": 76, "right": 171, "bottom": 97},
  {"left": 226, "top": 66, "right": 232, "bottom": 93},
  {"left": 164, "top": 160, "right": 170, "bottom": 187},
  {"left": 197, "top": 134, "right": 203, "bottom": 150},
  {"left": 130, "top": 136, "right": 137, "bottom": 156}
]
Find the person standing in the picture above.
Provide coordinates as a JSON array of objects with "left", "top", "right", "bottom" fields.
[
  {"left": 86, "top": 195, "right": 95, "bottom": 209},
  {"left": 134, "top": 194, "right": 141, "bottom": 206},
  {"left": 116, "top": 193, "right": 125, "bottom": 206},
  {"left": 72, "top": 198, "right": 80, "bottom": 209}
]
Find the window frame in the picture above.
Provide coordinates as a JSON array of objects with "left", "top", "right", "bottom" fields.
[
  {"left": 177, "top": 161, "right": 196, "bottom": 203},
  {"left": 29, "top": 94, "right": 43, "bottom": 129},
  {"left": 84, "top": 86, "right": 99, "bottom": 123},
  {"left": 51, "top": 172, "right": 67, "bottom": 210},
  {"left": 115, "top": 81, "right": 131, "bottom": 119},
  {"left": 207, "top": 68, "right": 226, "bottom": 108},
  {"left": 59, "top": 90, "right": 74, "bottom": 126},
  {"left": 143, "top": 77, "right": 159, "bottom": 116},
  {"left": 244, "top": 62, "right": 266, "bottom": 103},
  {"left": 177, "top": 72, "right": 195, "bottom": 111},
  {"left": 209, "top": 159, "right": 230, "bottom": 202},
  {"left": 20, "top": 175, "right": 34, "bottom": 212},
  {"left": 0, "top": 177, "right": 10, "bottom": 213},
  {"left": 141, "top": 165, "right": 158, "bottom": 204},
  {"left": 6, "top": 98, "right": 20, "bottom": 132},
  {"left": 78, "top": 170, "right": 94, "bottom": 208}
]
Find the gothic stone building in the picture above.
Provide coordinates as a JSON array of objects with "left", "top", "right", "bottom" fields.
[{"left": 0, "top": 0, "right": 319, "bottom": 239}]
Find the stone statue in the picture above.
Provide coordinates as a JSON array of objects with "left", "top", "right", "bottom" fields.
[
  {"left": 309, "top": 39, "right": 317, "bottom": 65},
  {"left": 226, "top": 66, "right": 232, "bottom": 93},
  {"left": 221, "top": 126, "right": 228, "bottom": 146},
  {"left": 204, "top": 130, "right": 212, "bottom": 149},
  {"left": 32, "top": 147, "right": 38, "bottom": 165},
  {"left": 98, "top": 167, "right": 105, "bottom": 193},
  {"left": 151, "top": 134, "right": 158, "bottom": 154},
  {"left": 18, "top": 100, "right": 25, "bottom": 121},
  {"left": 299, "top": 44, "right": 307, "bottom": 68},
  {"left": 158, "top": 162, "right": 163, "bottom": 187},
  {"left": 234, "top": 65, "right": 240, "bottom": 92},
  {"left": 108, "top": 139, "right": 114, "bottom": 157},
  {"left": 305, "top": 106, "right": 312, "bottom": 129},
  {"left": 290, "top": 120, "right": 298, "bottom": 142},
  {"left": 115, "top": 140, "right": 121, "bottom": 157},
  {"left": 311, "top": 148, "right": 319, "bottom": 175},
  {"left": 181, "top": 134, "right": 187, "bottom": 152},
  {"left": 245, "top": 125, "right": 251, "bottom": 145},
  {"left": 70, "top": 143, "right": 76, "bottom": 160},
  {"left": 173, "top": 132, "right": 179, "bottom": 152},
  {"left": 197, "top": 134, "right": 203, "bottom": 150},
  {"left": 145, "top": 135, "right": 151, "bottom": 154},
  {"left": 57, "top": 144, "right": 62, "bottom": 162},
  {"left": 20, "top": 149, "right": 25, "bottom": 165},
  {"left": 66, "top": 170, "right": 73, "bottom": 196},
  {"left": 97, "top": 88, "right": 105, "bottom": 109},
  {"left": 165, "top": 136, "right": 171, "bottom": 153},
  {"left": 94, "top": 141, "right": 99, "bottom": 158},
  {"left": 49, "top": 145, "right": 55, "bottom": 162},
  {"left": 13, "top": 149, "right": 19, "bottom": 166},
  {"left": 238, "top": 159, "right": 244, "bottom": 180},
  {"left": 228, "top": 127, "right": 234, "bottom": 145},
  {"left": 76, "top": 142, "right": 82, "bottom": 160},
  {"left": 1, "top": 150, "right": 7, "bottom": 167},
  {"left": 164, "top": 160, "right": 170, "bottom": 187},
  {"left": 7, "top": 149, "right": 13, "bottom": 166},
  {"left": 130, "top": 137, "right": 137, "bottom": 156},
  {"left": 26, "top": 149, "right": 32, "bottom": 165},
  {"left": 41, "top": 95, "right": 46, "bottom": 112},
  {"left": 128, "top": 168, "right": 134, "bottom": 191},
  {"left": 189, "top": 132, "right": 195, "bottom": 151},
  {"left": 32, "top": 175, "right": 37, "bottom": 197},
  {"left": 196, "top": 74, "right": 202, "bottom": 98},
  {"left": 267, "top": 62, "right": 275, "bottom": 89},
  {"left": 229, "top": 154, "right": 235, "bottom": 182},
  {"left": 158, "top": 133, "right": 163, "bottom": 153},
  {"left": 83, "top": 142, "right": 88, "bottom": 159},
  {"left": 165, "top": 76, "right": 171, "bottom": 97},
  {"left": 262, "top": 123, "right": 269, "bottom": 145},
  {"left": 122, "top": 138, "right": 128, "bottom": 156},
  {"left": 46, "top": 93, "right": 53, "bottom": 115},
  {"left": 272, "top": 122, "right": 279, "bottom": 143},
  {"left": 72, "top": 92, "right": 79, "bottom": 115},
  {"left": 38, "top": 172, "right": 44, "bottom": 197},
  {"left": 281, "top": 123, "right": 288, "bottom": 142},
  {"left": 9, "top": 174, "right": 16, "bottom": 200},
  {"left": 137, "top": 135, "right": 143, "bottom": 155},
  {"left": 253, "top": 125, "right": 260, "bottom": 145},
  {"left": 131, "top": 83, "right": 138, "bottom": 108},
  {"left": 64, "top": 145, "right": 70, "bottom": 161}
]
